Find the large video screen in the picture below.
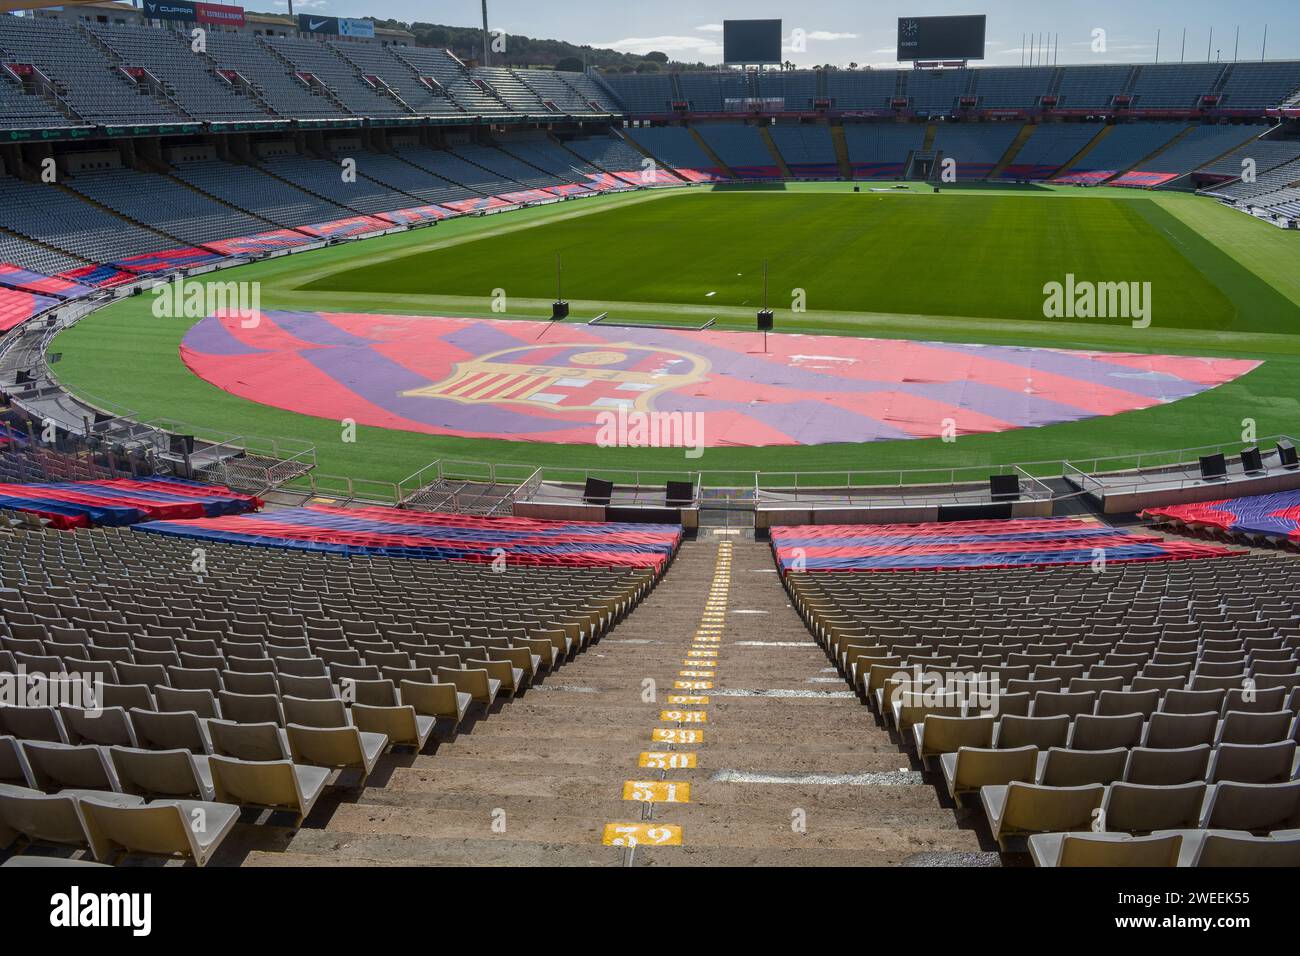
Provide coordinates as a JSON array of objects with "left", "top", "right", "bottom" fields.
[
  {"left": 724, "top": 19, "right": 783, "bottom": 65},
  {"left": 897, "top": 15, "right": 986, "bottom": 60}
]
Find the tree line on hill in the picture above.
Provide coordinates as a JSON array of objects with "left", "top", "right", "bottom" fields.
[{"left": 251, "top": 14, "right": 883, "bottom": 74}]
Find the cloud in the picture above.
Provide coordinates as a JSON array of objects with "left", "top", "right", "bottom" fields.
[
  {"left": 600, "top": 35, "right": 723, "bottom": 56},
  {"left": 696, "top": 24, "right": 723, "bottom": 33},
  {"left": 802, "top": 31, "right": 858, "bottom": 42}
]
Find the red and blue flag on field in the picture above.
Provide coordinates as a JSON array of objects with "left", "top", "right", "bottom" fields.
[
  {"left": 0, "top": 477, "right": 264, "bottom": 530},
  {"left": 134, "top": 503, "right": 682, "bottom": 569},
  {"left": 771, "top": 517, "right": 1239, "bottom": 572},
  {"left": 1142, "top": 492, "right": 1300, "bottom": 544},
  {"left": 179, "top": 311, "right": 1259, "bottom": 448}
]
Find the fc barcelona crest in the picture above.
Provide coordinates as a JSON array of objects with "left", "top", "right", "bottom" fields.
[{"left": 402, "top": 342, "right": 710, "bottom": 413}]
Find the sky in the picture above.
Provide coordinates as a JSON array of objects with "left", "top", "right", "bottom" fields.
[{"left": 265, "top": 0, "right": 1300, "bottom": 67}]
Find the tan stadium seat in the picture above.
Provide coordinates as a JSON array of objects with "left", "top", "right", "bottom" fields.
[
  {"left": 343, "top": 679, "right": 399, "bottom": 707},
  {"left": 274, "top": 657, "right": 328, "bottom": 679},
  {"left": 516, "top": 636, "right": 558, "bottom": 672},
  {"left": 996, "top": 714, "right": 1070, "bottom": 750},
  {"left": 1217, "top": 710, "right": 1294, "bottom": 745},
  {"left": 467, "top": 657, "right": 524, "bottom": 698},
  {"left": 80, "top": 795, "right": 239, "bottom": 867},
  {"left": 155, "top": 686, "right": 221, "bottom": 719},
  {"left": 1031, "top": 691, "right": 1096, "bottom": 720},
  {"left": 281, "top": 696, "right": 349, "bottom": 729},
  {"left": 1124, "top": 745, "right": 1212, "bottom": 785},
  {"left": 1153, "top": 828, "right": 1300, "bottom": 867},
  {"left": 1143, "top": 711, "right": 1218, "bottom": 749},
  {"left": 940, "top": 745, "right": 1038, "bottom": 807},
  {"left": 21, "top": 739, "right": 122, "bottom": 794},
  {"left": 1161, "top": 689, "right": 1226, "bottom": 715},
  {"left": 108, "top": 746, "right": 215, "bottom": 801},
  {"left": 913, "top": 715, "right": 995, "bottom": 767},
  {"left": 1, "top": 857, "right": 109, "bottom": 868},
  {"left": 286, "top": 724, "right": 387, "bottom": 786},
  {"left": 206, "top": 719, "right": 291, "bottom": 762},
  {"left": 0, "top": 736, "right": 36, "bottom": 788},
  {"left": 980, "top": 781, "right": 1106, "bottom": 850},
  {"left": 0, "top": 706, "right": 68, "bottom": 743},
  {"left": 0, "top": 783, "right": 141, "bottom": 861},
  {"left": 1028, "top": 831, "right": 1181, "bottom": 867},
  {"left": 436, "top": 667, "right": 500, "bottom": 709},
  {"left": 382, "top": 666, "right": 436, "bottom": 685},
  {"left": 96, "top": 683, "right": 155, "bottom": 712},
  {"left": 217, "top": 691, "right": 284, "bottom": 726},
  {"left": 1094, "top": 689, "right": 1160, "bottom": 720},
  {"left": 277, "top": 674, "right": 337, "bottom": 700},
  {"left": 1202, "top": 780, "right": 1300, "bottom": 833},
  {"left": 415, "top": 653, "right": 465, "bottom": 672},
  {"left": 1208, "top": 741, "right": 1297, "bottom": 784},
  {"left": 221, "top": 670, "right": 279, "bottom": 696},
  {"left": 208, "top": 756, "right": 329, "bottom": 827},
  {"left": 1069, "top": 713, "right": 1144, "bottom": 751},
  {"left": 399, "top": 681, "right": 472, "bottom": 727},
  {"left": 1036, "top": 747, "right": 1128, "bottom": 787},
  {"left": 1103, "top": 782, "right": 1207, "bottom": 833},
  {"left": 351, "top": 703, "right": 435, "bottom": 751},
  {"left": 129, "top": 708, "right": 211, "bottom": 754},
  {"left": 59, "top": 705, "right": 138, "bottom": 749},
  {"left": 487, "top": 646, "right": 539, "bottom": 686},
  {"left": 1223, "top": 687, "right": 1288, "bottom": 715}
]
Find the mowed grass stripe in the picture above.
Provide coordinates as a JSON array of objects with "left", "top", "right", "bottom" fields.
[
  {"left": 304, "top": 191, "right": 1271, "bottom": 331},
  {"left": 48, "top": 183, "right": 1300, "bottom": 486}
]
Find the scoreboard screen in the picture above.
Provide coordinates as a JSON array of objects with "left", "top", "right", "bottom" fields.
[
  {"left": 724, "top": 20, "right": 783, "bottom": 65},
  {"left": 897, "top": 15, "right": 987, "bottom": 61}
]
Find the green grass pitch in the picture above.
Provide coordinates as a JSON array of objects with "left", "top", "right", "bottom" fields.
[{"left": 50, "top": 182, "right": 1300, "bottom": 495}]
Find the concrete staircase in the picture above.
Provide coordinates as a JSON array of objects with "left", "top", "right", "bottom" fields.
[
  {"left": 223, "top": 538, "right": 985, "bottom": 867},
  {"left": 757, "top": 125, "right": 793, "bottom": 178},
  {"left": 990, "top": 122, "right": 1038, "bottom": 179},
  {"left": 830, "top": 125, "right": 853, "bottom": 180}
]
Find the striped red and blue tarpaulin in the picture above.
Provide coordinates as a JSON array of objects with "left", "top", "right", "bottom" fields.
[
  {"left": 0, "top": 477, "right": 264, "bottom": 530},
  {"left": 0, "top": 263, "right": 94, "bottom": 299},
  {"left": 56, "top": 263, "right": 137, "bottom": 289},
  {"left": 134, "top": 503, "right": 682, "bottom": 570},
  {"left": 202, "top": 229, "right": 319, "bottom": 257},
  {"left": 771, "top": 517, "right": 1239, "bottom": 573},
  {"left": 441, "top": 195, "right": 515, "bottom": 214},
  {"left": 298, "top": 216, "right": 391, "bottom": 239},
  {"left": 0, "top": 423, "right": 29, "bottom": 447},
  {"left": 112, "top": 247, "right": 223, "bottom": 273},
  {"left": 0, "top": 287, "right": 59, "bottom": 332},
  {"left": 1142, "top": 492, "right": 1300, "bottom": 544},
  {"left": 377, "top": 205, "right": 458, "bottom": 226}
]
